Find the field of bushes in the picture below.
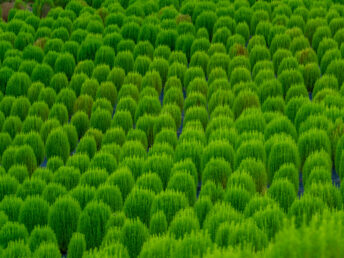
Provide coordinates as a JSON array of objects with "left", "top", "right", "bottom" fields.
[{"left": 1, "top": 0, "right": 344, "bottom": 257}]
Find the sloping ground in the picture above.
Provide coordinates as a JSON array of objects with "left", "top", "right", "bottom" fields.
[{"left": 0, "top": 0, "right": 344, "bottom": 257}]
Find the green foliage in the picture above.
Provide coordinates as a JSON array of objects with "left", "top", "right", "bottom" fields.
[
  {"left": 53, "top": 166, "right": 80, "bottom": 191},
  {"left": 268, "top": 179, "right": 297, "bottom": 212},
  {"left": 48, "top": 196, "right": 81, "bottom": 252},
  {"left": 6, "top": 72, "right": 31, "bottom": 97},
  {"left": 0, "top": 221, "right": 28, "bottom": 248},
  {"left": 46, "top": 128, "right": 70, "bottom": 163},
  {"left": 28, "top": 226, "right": 57, "bottom": 252},
  {"left": 77, "top": 201, "right": 111, "bottom": 250},
  {"left": 107, "top": 167, "right": 134, "bottom": 200},
  {"left": 71, "top": 111, "right": 90, "bottom": 139},
  {"left": 19, "top": 196, "right": 49, "bottom": 233},
  {"left": 121, "top": 219, "right": 149, "bottom": 258},
  {"left": 68, "top": 233, "right": 86, "bottom": 258}
]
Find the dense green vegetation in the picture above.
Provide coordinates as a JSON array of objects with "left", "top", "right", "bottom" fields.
[{"left": 1, "top": 0, "right": 344, "bottom": 257}]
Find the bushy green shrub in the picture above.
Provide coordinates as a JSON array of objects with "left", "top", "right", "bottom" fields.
[
  {"left": 150, "top": 190, "right": 188, "bottom": 226},
  {"left": 67, "top": 233, "right": 86, "bottom": 258},
  {"left": 54, "top": 53, "right": 75, "bottom": 80},
  {"left": 92, "top": 64, "right": 111, "bottom": 84},
  {"left": 38, "top": 87, "right": 56, "bottom": 109},
  {"left": 77, "top": 37, "right": 102, "bottom": 62},
  {"left": 32, "top": 168, "right": 53, "bottom": 184},
  {"left": 18, "top": 196, "right": 49, "bottom": 233},
  {"left": 288, "top": 195, "right": 324, "bottom": 227},
  {"left": 0, "top": 221, "right": 28, "bottom": 248},
  {"left": 121, "top": 218, "right": 149, "bottom": 258},
  {"left": 74, "top": 60, "right": 94, "bottom": 78},
  {"left": 79, "top": 168, "right": 108, "bottom": 188},
  {"left": 307, "top": 183, "right": 342, "bottom": 210},
  {"left": 267, "top": 138, "right": 300, "bottom": 185},
  {"left": 51, "top": 166, "right": 80, "bottom": 191},
  {"left": 48, "top": 196, "right": 81, "bottom": 252},
  {"left": 135, "top": 173, "right": 163, "bottom": 195},
  {"left": 123, "top": 187, "right": 154, "bottom": 226},
  {"left": 56, "top": 88, "right": 76, "bottom": 118},
  {"left": 264, "top": 116, "right": 297, "bottom": 142},
  {"left": 8, "top": 165, "right": 28, "bottom": 184},
  {"left": 28, "top": 226, "right": 57, "bottom": 252},
  {"left": 31, "top": 63, "right": 54, "bottom": 86},
  {"left": 207, "top": 53, "right": 230, "bottom": 77},
  {"left": 6, "top": 72, "right": 31, "bottom": 97},
  {"left": 268, "top": 179, "right": 297, "bottom": 212},
  {"left": 71, "top": 111, "right": 90, "bottom": 139},
  {"left": 48, "top": 103, "right": 68, "bottom": 125},
  {"left": 77, "top": 201, "right": 111, "bottom": 250},
  {"left": 298, "top": 128, "right": 331, "bottom": 166},
  {"left": 45, "top": 128, "right": 70, "bottom": 163},
  {"left": 149, "top": 211, "right": 167, "bottom": 236},
  {"left": 303, "top": 150, "right": 332, "bottom": 188}
]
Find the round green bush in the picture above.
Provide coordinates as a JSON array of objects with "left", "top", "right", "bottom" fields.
[
  {"left": 33, "top": 242, "right": 61, "bottom": 258},
  {"left": 150, "top": 190, "right": 188, "bottom": 226},
  {"left": 258, "top": 78, "right": 283, "bottom": 105},
  {"left": 79, "top": 168, "right": 108, "bottom": 189},
  {"left": 74, "top": 94, "right": 94, "bottom": 117},
  {"left": 126, "top": 129, "right": 148, "bottom": 150},
  {"left": 18, "top": 196, "right": 49, "bottom": 233},
  {"left": 31, "top": 63, "right": 54, "bottom": 86},
  {"left": 207, "top": 53, "right": 230, "bottom": 77},
  {"left": 77, "top": 200, "right": 111, "bottom": 250},
  {"left": 115, "top": 97, "right": 137, "bottom": 121},
  {"left": 0, "top": 221, "right": 28, "bottom": 248},
  {"left": 48, "top": 103, "right": 68, "bottom": 125},
  {"left": 32, "top": 168, "right": 53, "bottom": 184},
  {"left": 89, "top": 108, "right": 111, "bottom": 134},
  {"left": 117, "top": 83, "right": 139, "bottom": 103},
  {"left": 14, "top": 144, "right": 37, "bottom": 176},
  {"left": 106, "top": 167, "right": 134, "bottom": 200},
  {"left": 8, "top": 165, "right": 28, "bottom": 185},
  {"left": 288, "top": 195, "right": 325, "bottom": 227},
  {"left": 79, "top": 79, "right": 99, "bottom": 101},
  {"left": 67, "top": 232, "right": 86, "bottom": 258},
  {"left": 298, "top": 128, "right": 331, "bottom": 167},
  {"left": 307, "top": 183, "right": 342, "bottom": 210},
  {"left": 38, "top": 87, "right": 57, "bottom": 109},
  {"left": 76, "top": 134, "right": 97, "bottom": 158},
  {"left": 267, "top": 139, "right": 300, "bottom": 185},
  {"left": 268, "top": 179, "right": 297, "bottom": 212},
  {"left": 92, "top": 64, "right": 111, "bottom": 84},
  {"left": 54, "top": 53, "right": 75, "bottom": 80},
  {"left": 102, "top": 127, "right": 126, "bottom": 147},
  {"left": 77, "top": 37, "right": 102, "bottom": 62},
  {"left": 28, "top": 226, "right": 58, "bottom": 252},
  {"left": 149, "top": 211, "right": 167, "bottom": 236},
  {"left": 136, "top": 173, "right": 163, "bottom": 195},
  {"left": 9, "top": 97, "right": 30, "bottom": 122},
  {"left": 55, "top": 88, "right": 76, "bottom": 118},
  {"left": 121, "top": 218, "right": 149, "bottom": 258},
  {"left": 74, "top": 60, "right": 94, "bottom": 78},
  {"left": 6, "top": 72, "right": 31, "bottom": 97},
  {"left": 48, "top": 196, "right": 81, "bottom": 252},
  {"left": 71, "top": 111, "right": 90, "bottom": 139},
  {"left": 46, "top": 128, "right": 70, "bottom": 163},
  {"left": 66, "top": 153, "right": 90, "bottom": 174},
  {"left": 94, "top": 184, "right": 122, "bottom": 213},
  {"left": 124, "top": 187, "right": 155, "bottom": 226}
]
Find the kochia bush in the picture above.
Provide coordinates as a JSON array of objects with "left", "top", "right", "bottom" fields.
[
  {"left": 18, "top": 196, "right": 49, "bottom": 232},
  {"left": 45, "top": 128, "right": 70, "bottom": 163},
  {"left": 77, "top": 201, "right": 111, "bottom": 250},
  {"left": 48, "top": 196, "right": 81, "bottom": 252}
]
